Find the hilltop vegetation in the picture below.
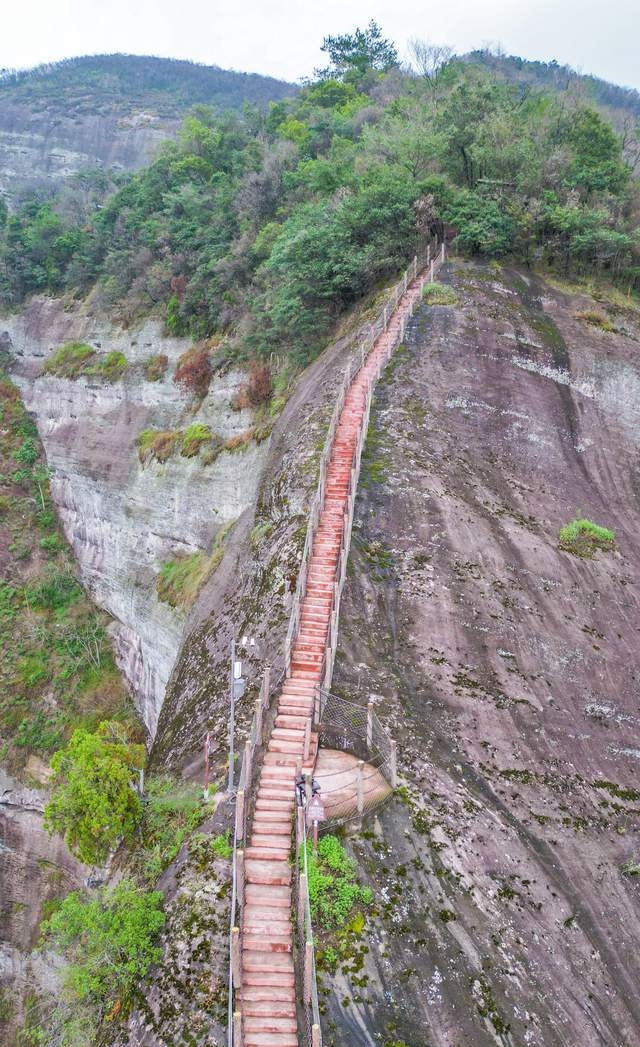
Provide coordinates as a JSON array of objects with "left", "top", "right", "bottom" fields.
[
  {"left": 0, "top": 25, "right": 638, "bottom": 368},
  {"left": 0, "top": 53, "right": 294, "bottom": 117}
]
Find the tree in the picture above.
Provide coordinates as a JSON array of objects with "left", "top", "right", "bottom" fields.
[
  {"left": 42, "top": 880, "right": 165, "bottom": 1016},
  {"left": 316, "top": 21, "right": 398, "bottom": 83},
  {"left": 408, "top": 39, "right": 454, "bottom": 99},
  {"left": 44, "top": 722, "right": 145, "bottom": 865}
]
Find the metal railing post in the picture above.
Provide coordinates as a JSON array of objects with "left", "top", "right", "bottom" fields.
[
  {"left": 235, "top": 790, "right": 245, "bottom": 842},
  {"left": 237, "top": 849, "right": 245, "bottom": 902},
  {"left": 390, "top": 740, "right": 397, "bottom": 788},
  {"left": 304, "top": 941, "right": 313, "bottom": 1004},
  {"left": 254, "top": 698, "right": 263, "bottom": 745},
  {"left": 231, "top": 927, "right": 241, "bottom": 985},
  {"left": 299, "top": 872, "right": 307, "bottom": 931},
  {"left": 357, "top": 760, "right": 364, "bottom": 818},
  {"left": 261, "top": 664, "right": 271, "bottom": 709},
  {"left": 233, "top": 1011, "right": 242, "bottom": 1047},
  {"left": 366, "top": 701, "right": 373, "bottom": 752}
]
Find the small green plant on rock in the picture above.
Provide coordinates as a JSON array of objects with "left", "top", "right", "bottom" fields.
[
  {"left": 181, "top": 422, "right": 213, "bottom": 458},
  {"left": 575, "top": 310, "right": 617, "bottom": 332},
  {"left": 87, "top": 350, "right": 127, "bottom": 382},
  {"left": 136, "top": 776, "right": 206, "bottom": 883},
  {"left": 422, "top": 282, "right": 458, "bottom": 306},
  {"left": 559, "top": 517, "right": 615, "bottom": 558},
  {"left": 156, "top": 521, "right": 233, "bottom": 609},
  {"left": 137, "top": 428, "right": 181, "bottom": 465},
  {"left": 144, "top": 353, "right": 169, "bottom": 381},
  {"left": 300, "top": 834, "right": 372, "bottom": 929},
  {"left": 622, "top": 859, "right": 640, "bottom": 876},
  {"left": 43, "top": 342, "right": 95, "bottom": 378}
]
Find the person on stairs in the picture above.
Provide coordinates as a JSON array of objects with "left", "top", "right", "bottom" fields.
[{"left": 295, "top": 772, "right": 307, "bottom": 807}]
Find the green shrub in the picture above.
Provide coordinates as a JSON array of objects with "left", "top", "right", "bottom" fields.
[
  {"left": 39, "top": 533, "right": 64, "bottom": 553},
  {"left": 156, "top": 523, "right": 232, "bottom": 609},
  {"left": 422, "top": 281, "right": 458, "bottom": 305},
  {"left": 25, "top": 567, "right": 82, "bottom": 609},
  {"left": 12, "top": 436, "right": 39, "bottom": 465},
  {"left": 41, "top": 880, "right": 165, "bottom": 1013},
  {"left": 88, "top": 350, "right": 127, "bottom": 381},
  {"left": 574, "top": 309, "right": 616, "bottom": 332},
  {"left": 144, "top": 353, "right": 169, "bottom": 381},
  {"left": 15, "top": 712, "right": 64, "bottom": 754},
  {"left": 136, "top": 776, "right": 205, "bottom": 883},
  {"left": 188, "top": 830, "right": 231, "bottom": 869},
  {"left": 559, "top": 517, "right": 615, "bottom": 557},
  {"left": 180, "top": 422, "right": 213, "bottom": 457},
  {"left": 43, "top": 342, "right": 95, "bottom": 378},
  {"left": 137, "top": 428, "right": 181, "bottom": 464},
  {"left": 300, "top": 834, "right": 372, "bottom": 929},
  {"left": 44, "top": 721, "right": 145, "bottom": 865}
]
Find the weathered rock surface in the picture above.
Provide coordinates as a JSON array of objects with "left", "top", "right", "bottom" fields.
[
  {"left": 325, "top": 262, "right": 640, "bottom": 1046},
  {"left": 0, "top": 768, "right": 87, "bottom": 1041},
  {"left": 2, "top": 297, "right": 267, "bottom": 733}
]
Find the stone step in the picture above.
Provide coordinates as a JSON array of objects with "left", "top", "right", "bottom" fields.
[
  {"left": 243, "top": 906, "right": 291, "bottom": 925},
  {"left": 245, "top": 859, "right": 291, "bottom": 886},
  {"left": 245, "top": 847, "right": 291, "bottom": 862},
  {"left": 274, "top": 714, "right": 308, "bottom": 729},
  {"left": 252, "top": 822, "right": 291, "bottom": 837},
  {"left": 244, "top": 1032, "right": 298, "bottom": 1047},
  {"left": 243, "top": 936, "right": 292, "bottom": 953},
  {"left": 242, "top": 999, "right": 296, "bottom": 1018},
  {"left": 243, "top": 949, "right": 294, "bottom": 971},
  {"left": 240, "top": 984, "right": 295, "bottom": 1001},
  {"left": 244, "top": 1016, "right": 297, "bottom": 1034},
  {"left": 271, "top": 727, "right": 305, "bottom": 740},
  {"left": 244, "top": 884, "right": 290, "bottom": 907}
]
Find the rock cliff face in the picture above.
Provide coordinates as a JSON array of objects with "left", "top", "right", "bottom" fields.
[
  {"left": 324, "top": 262, "right": 640, "bottom": 1047},
  {"left": 2, "top": 297, "right": 267, "bottom": 734},
  {"left": 0, "top": 102, "right": 175, "bottom": 201},
  {"left": 0, "top": 768, "right": 88, "bottom": 1038},
  {"left": 0, "top": 55, "right": 294, "bottom": 203}
]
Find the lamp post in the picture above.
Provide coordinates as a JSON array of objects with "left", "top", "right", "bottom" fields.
[{"left": 227, "top": 635, "right": 256, "bottom": 794}]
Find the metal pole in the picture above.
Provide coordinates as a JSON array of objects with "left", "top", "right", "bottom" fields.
[
  {"left": 203, "top": 732, "right": 210, "bottom": 801},
  {"left": 357, "top": 760, "right": 364, "bottom": 818},
  {"left": 262, "top": 664, "right": 271, "bottom": 709},
  {"left": 366, "top": 702, "right": 373, "bottom": 752},
  {"left": 390, "top": 739, "right": 397, "bottom": 788},
  {"left": 228, "top": 637, "right": 236, "bottom": 793}
]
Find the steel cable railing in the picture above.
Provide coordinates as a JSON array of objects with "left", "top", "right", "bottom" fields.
[
  {"left": 226, "top": 664, "right": 285, "bottom": 1047},
  {"left": 294, "top": 806, "right": 322, "bottom": 1047},
  {"left": 285, "top": 239, "right": 447, "bottom": 679},
  {"left": 228, "top": 239, "right": 447, "bottom": 1046}
]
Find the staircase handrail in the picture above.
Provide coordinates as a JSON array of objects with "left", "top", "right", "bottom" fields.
[
  {"left": 285, "top": 238, "right": 446, "bottom": 681},
  {"left": 227, "top": 664, "right": 285, "bottom": 1047}
]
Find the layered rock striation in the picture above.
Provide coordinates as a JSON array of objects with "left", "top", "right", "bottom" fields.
[{"left": 2, "top": 296, "right": 268, "bottom": 733}]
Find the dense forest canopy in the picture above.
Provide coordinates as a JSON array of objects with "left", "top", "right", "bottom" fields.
[{"left": 0, "top": 25, "right": 638, "bottom": 366}]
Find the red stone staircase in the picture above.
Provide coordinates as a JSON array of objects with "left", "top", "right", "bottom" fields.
[{"left": 237, "top": 261, "right": 435, "bottom": 1047}]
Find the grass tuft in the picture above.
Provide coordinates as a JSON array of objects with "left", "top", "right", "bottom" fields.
[{"left": 559, "top": 517, "right": 615, "bottom": 558}]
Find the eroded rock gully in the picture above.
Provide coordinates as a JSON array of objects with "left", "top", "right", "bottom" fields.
[{"left": 324, "top": 262, "right": 640, "bottom": 1047}]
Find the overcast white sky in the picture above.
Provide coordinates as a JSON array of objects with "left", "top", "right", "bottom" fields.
[{"left": 2, "top": 0, "right": 639, "bottom": 91}]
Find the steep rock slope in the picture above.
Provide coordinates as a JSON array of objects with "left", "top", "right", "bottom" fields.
[
  {"left": 2, "top": 298, "right": 266, "bottom": 733},
  {"left": 0, "top": 55, "right": 293, "bottom": 203},
  {"left": 324, "top": 262, "right": 640, "bottom": 1047}
]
